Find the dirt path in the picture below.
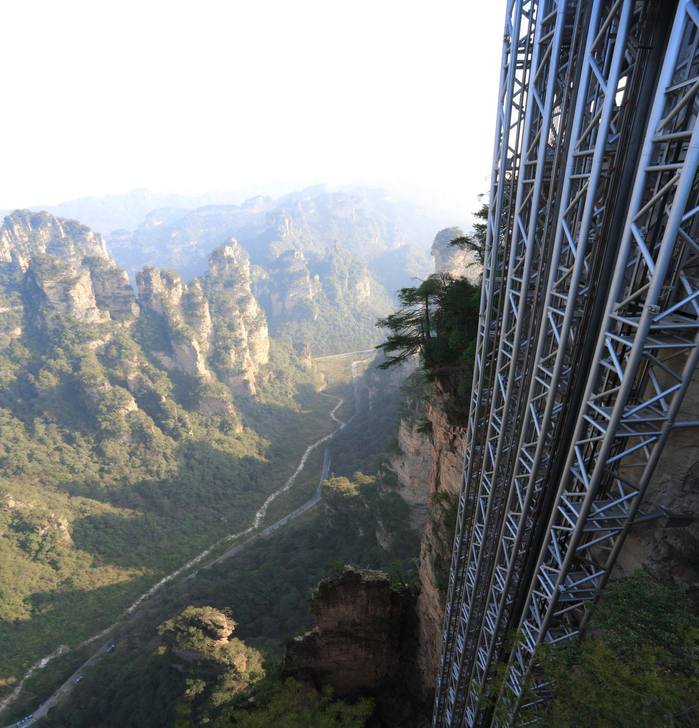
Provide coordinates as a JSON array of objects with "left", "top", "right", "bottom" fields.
[
  {"left": 1, "top": 355, "right": 373, "bottom": 727},
  {"left": 313, "top": 348, "right": 375, "bottom": 362}
]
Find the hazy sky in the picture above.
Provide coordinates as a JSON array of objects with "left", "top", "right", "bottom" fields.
[{"left": 1, "top": 1, "right": 504, "bottom": 216}]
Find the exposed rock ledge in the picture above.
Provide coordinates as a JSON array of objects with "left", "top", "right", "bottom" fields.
[{"left": 284, "top": 568, "right": 407, "bottom": 697}]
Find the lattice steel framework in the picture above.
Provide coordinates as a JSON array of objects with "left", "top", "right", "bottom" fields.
[{"left": 434, "top": 0, "right": 699, "bottom": 725}]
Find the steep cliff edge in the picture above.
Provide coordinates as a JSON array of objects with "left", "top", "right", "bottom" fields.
[
  {"left": 373, "top": 237, "right": 477, "bottom": 695},
  {"left": 414, "top": 381, "right": 467, "bottom": 691},
  {"left": 136, "top": 240, "right": 269, "bottom": 397},
  {"left": 285, "top": 568, "right": 407, "bottom": 696},
  {"left": 383, "top": 373, "right": 467, "bottom": 696}
]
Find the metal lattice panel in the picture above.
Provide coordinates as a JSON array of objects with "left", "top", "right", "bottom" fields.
[{"left": 433, "top": 1, "right": 699, "bottom": 726}]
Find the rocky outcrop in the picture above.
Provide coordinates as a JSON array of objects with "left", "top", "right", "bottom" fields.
[
  {"left": 285, "top": 568, "right": 408, "bottom": 696},
  {"left": 385, "top": 417, "right": 432, "bottom": 532},
  {"left": 25, "top": 256, "right": 110, "bottom": 326},
  {"left": 83, "top": 256, "right": 138, "bottom": 319},
  {"left": 386, "top": 374, "right": 468, "bottom": 695},
  {"left": 431, "top": 227, "right": 482, "bottom": 282},
  {"left": 136, "top": 241, "right": 270, "bottom": 395},
  {"left": 180, "top": 281, "right": 213, "bottom": 346},
  {"left": 137, "top": 266, "right": 186, "bottom": 316},
  {"left": 0, "top": 211, "right": 137, "bottom": 331},
  {"left": 0, "top": 210, "right": 109, "bottom": 270},
  {"left": 414, "top": 382, "right": 467, "bottom": 689},
  {"left": 203, "top": 242, "right": 270, "bottom": 388},
  {"left": 137, "top": 266, "right": 211, "bottom": 379},
  {"left": 255, "top": 249, "right": 321, "bottom": 318}
]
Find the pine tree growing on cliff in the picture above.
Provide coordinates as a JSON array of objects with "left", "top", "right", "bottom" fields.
[
  {"left": 447, "top": 202, "right": 488, "bottom": 266},
  {"left": 374, "top": 272, "right": 480, "bottom": 374}
]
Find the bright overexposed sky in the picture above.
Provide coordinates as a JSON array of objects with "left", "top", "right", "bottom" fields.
[{"left": 1, "top": 0, "right": 504, "bottom": 216}]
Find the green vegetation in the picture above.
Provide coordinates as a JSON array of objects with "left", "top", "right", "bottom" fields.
[
  {"left": 157, "top": 605, "right": 265, "bottom": 719},
  {"left": 541, "top": 571, "right": 699, "bottom": 727},
  {"left": 223, "top": 678, "right": 373, "bottom": 727},
  {"left": 0, "top": 208, "right": 429, "bottom": 725},
  {"left": 40, "top": 352, "right": 420, "bottom": 727},
  {"left": 488, "top": 571, "right": 699, "bottom": 726},
  {"left": 375, "top": 214, "right": 483, "bottom": 423},
  {"left": 262, "top": 246, "right": 393, "bottom": 356},
  {"left": 375, "top": 273, "right": 480, "bottom": 375},
  {"left": 0, "top": 222, "right": 340, "bottom": 705}
]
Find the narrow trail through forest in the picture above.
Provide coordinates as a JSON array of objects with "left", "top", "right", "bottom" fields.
[{"left": 1, "top": 355, "right": 372, "bottom": 727}]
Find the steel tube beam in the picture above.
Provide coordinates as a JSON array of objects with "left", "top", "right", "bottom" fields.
[{"left": 433, "top": 1, "right": 699, "bottom": 725}]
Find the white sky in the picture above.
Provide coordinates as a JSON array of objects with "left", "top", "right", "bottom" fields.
[{"left": 1, "top": 0, "right": 505, "bottom": 217}]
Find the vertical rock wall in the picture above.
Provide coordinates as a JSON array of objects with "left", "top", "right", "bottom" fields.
[
  {"left": 387, "top": 377, "right": 467, "bottom": 696},
  {"left": 613, "top": 368, "right": 699, "bottom": 596},
  {"left": 285, "top": 568, "right": 407, "bottom": 696}
]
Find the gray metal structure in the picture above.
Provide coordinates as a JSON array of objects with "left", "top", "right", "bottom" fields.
[{"left": 433, "top": 0, "right": 699, "bottom": 725}]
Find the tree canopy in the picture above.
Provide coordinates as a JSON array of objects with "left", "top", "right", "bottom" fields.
[
  {"left": 447, "top": 202, "right": 488, "bottom": 266},
  {"left": 374, "top": 272, "right": 481, "bottom": 375},
  {"left": 512, "top": 571, "right": 699, "bottom": 727}
]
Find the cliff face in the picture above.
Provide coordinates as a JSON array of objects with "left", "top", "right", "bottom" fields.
[
  {"left": 24, "top": 256, "right": 110, "bottom": 327},
  {"left": 285, "top": 568, "right": 407, "bottom": 696},
  {"left": 0, "top": 211, "right": 136, "bottom": 334},
  {"left": 136, "top": 240, "right": 270, "bottom": 396},
  {"left": 613, "top": 370, "right": 699, "bottom": 595},
  {"left": 252, "top": 243, "right": 391, "bottom": 355},
  {"left": 393, "top": 346, "right": 699, "bottom": 699},
  {"left": 0, "top": 210, "right": 109, "bottom": 270},
  {"left": 375, "top": 362, "right": 431, "bottom": 534},
  {"left": 83, "top": 256, "right": 139, "bottom": 319},
  {"left": 386, "top": 376, "right": 467, "bottom": 695},
  {"left": 254, "top": 249, "right": 322, "bottom": 318},
  {"left": 414, "top": 382, "right": 467, "bottom": 690},
  {"left": 431, "top": 227, "right": 482, "bottom": 283},
  {"left": 136, "top": 266, "right": 212, "bottom": 380},
  {"left": 203, "top": 242, "right": 270, "bottom": 393}
]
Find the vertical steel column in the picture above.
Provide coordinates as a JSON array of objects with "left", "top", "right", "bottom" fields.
[
  {"left": 434, "top": 0, "right": 699, "bottom": 725},
  {"left": 501, "top": 0, "right": 699, "bottom": 721},
  {"left": 433, "top": 1, "right": 538, "bottom": 725},
  {"left": 465, "top": 2, "right": 638, "bottom": 722}
]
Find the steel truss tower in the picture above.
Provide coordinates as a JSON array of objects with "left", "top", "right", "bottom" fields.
[{"left": 433, "top": 0, "right": 699, "bottom": 725}]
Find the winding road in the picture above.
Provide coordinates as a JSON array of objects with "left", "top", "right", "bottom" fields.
[{"left": 1, "top": 354, "right": 372, "bottom": 728}]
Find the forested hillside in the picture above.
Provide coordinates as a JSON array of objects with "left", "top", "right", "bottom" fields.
[
  {"left": 6, "top": 351, "right": 421, "bottom": 727},
  {"left": 0, "top": 200, "right": 470, "bottom": 727},
  {"left": 0, "top": 210, "right": 340, "bottom": 708}
]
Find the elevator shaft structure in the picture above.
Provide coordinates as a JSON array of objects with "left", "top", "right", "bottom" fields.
[{"left": 434, "top": 0, "right": 699, "bottom": 725}]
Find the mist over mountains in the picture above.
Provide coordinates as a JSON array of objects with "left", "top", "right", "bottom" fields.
[
  {"left": 0, "top": 184, "right": 469, "bottom": 355},
  {"left": 0, "top": 182, "right": 471, "bottom": 725},
  {"left": 0, "top": 184, "right": 466, "bottom": 253}
]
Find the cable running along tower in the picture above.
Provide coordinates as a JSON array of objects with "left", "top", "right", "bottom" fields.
[{"left": 433, "top": 0, "right": 699, "bottom": 725}]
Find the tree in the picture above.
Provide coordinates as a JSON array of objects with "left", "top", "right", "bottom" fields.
[
  {"left": 224, "top": 678, "right": 373, "bottom": 727},
  {"left": 375, "top": 272, "right": 480, "bottom": 373},
  {"left": 158, "top": 606, "right": 265, "bottom": 720},
  {"left": 521, "top": 571, "right": 699, "bottom": 727},
  {"left": 447, "top": 202, "right": 488, "bottom": 266}
]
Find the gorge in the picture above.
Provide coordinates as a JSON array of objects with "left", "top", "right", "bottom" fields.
[{"left": 2, "top": 177, "right": 697, "bottom": 728}]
